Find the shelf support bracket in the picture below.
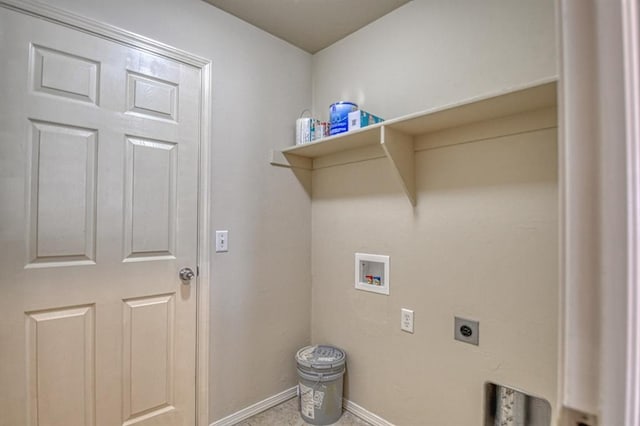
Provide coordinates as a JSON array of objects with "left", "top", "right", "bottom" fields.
[
  {"left": 269, "top": 150, "right": 312, "bottom": 170},
  {"left": 381, "top": 126, "right": 416, "bottom": 206},
  {"left": 269, "top": 150, "right": 312, "bottom": 196}
]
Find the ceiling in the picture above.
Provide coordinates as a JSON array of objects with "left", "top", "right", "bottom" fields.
[{"left": 204, "top": 0, "right": 411, "bottom": 53}]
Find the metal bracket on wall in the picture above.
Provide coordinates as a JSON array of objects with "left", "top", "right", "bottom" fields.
[{"left": 561, "top": 406, "right": 598, "bottom": 426}]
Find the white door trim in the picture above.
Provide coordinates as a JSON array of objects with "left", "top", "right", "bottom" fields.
[
  {"left": 624, "top": 0, "right": 640, "bottom": 424},
  {"left": 0, "top": 1, "right": 212, "bottom": 425}
]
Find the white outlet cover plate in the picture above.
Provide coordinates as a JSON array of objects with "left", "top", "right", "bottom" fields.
[{"left": 401, "top": 308, "right": 414, "bottom": 333}]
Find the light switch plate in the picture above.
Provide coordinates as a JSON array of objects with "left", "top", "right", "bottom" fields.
[
  {"left": 215, "top": 230, "right": 228, "bottom": 252},
  {"left": 454, "top": 317, "right": 479, "bottom": 345}
]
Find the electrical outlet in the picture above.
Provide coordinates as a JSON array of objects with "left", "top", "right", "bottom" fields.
[
  {"left": 215, "top": 230, "right": 228, "bottom": 252},
  {"left": 401, "top": 308, "right": 414, "bottom": 333},
  {"left": 454, "top": 317, "right": 479, "bottom": 345}
]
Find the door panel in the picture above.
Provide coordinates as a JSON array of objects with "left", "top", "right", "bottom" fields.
[
  {"left": 126, "top": 72, "right": 178, "bottom": 122},
  {"left": 31, "top": 44, "right": 100, "bottom": 104},
  {"left": 26, "top": 305, "right": 96, "bottom": 426},
  {"left": 27, "top": 120, "right": 98, "bottom": 265},
  {"left": 0, "top": 7, "right": 201, "bottom": 426},
  {"left": 122, "top": 294, "right": 175, "bottom": 422},
  {"left": 124, "top": 136, "right": 177, "bottom": 260}
]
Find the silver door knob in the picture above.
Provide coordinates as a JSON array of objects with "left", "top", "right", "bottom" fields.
[{"left": 179, "top": 267, "right": 195, "bottom": 282}]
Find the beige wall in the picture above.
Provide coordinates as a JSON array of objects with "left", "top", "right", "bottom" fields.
[
  {"left": 33, "top": 0, "right": 313, "bottom": 422},
  {"left": 312, "top": 0, "right": 557, "bottom": 121},
  {"left": 312, "top": 118, "right": 558, "bottom": 425},
  {"left": 310, "top": 0, "right": 559, "bottom": 424}
]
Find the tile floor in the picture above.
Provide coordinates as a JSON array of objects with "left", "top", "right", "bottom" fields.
[{"left": 236, "top": 397, "right": 371, "bottom": 426}]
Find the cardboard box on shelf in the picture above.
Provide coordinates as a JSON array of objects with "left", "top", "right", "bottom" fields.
[{"left": 348, "top": 110, "right": 384, "bottom": 131}]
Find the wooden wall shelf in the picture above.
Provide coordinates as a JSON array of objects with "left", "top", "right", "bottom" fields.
[{"left": 271, "top": 80, "right": 557, "bottom": 206}]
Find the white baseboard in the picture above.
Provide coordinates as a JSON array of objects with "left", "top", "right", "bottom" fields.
[
  {"left": 209, "top": 386, "right": 393, "bottom": 426},
  {"left": 210, "top": 386, "right": 297, "bottom": 426},
  {"left": 343, "top": 398, "right": 395, "bottom": 426}
]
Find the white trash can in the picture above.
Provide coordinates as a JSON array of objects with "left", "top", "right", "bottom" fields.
[{"left": 295, "top": 345, "right": 346, "bottom": 425}]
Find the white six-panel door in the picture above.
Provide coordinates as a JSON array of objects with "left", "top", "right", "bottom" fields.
[{"left": 0, "top": 7, "right": 201, "bottom": 426}]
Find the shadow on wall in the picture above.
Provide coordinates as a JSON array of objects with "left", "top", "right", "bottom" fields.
[{"left": 311, "top": 129, "right": 557, "bottom": 203}]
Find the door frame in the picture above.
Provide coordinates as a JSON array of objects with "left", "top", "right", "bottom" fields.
[
  {"left": 0, "top": 1, "right": 213, "bottom": 425},
  {"left": 624, "top": 0, "right": 640, "bottom": 424}
]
